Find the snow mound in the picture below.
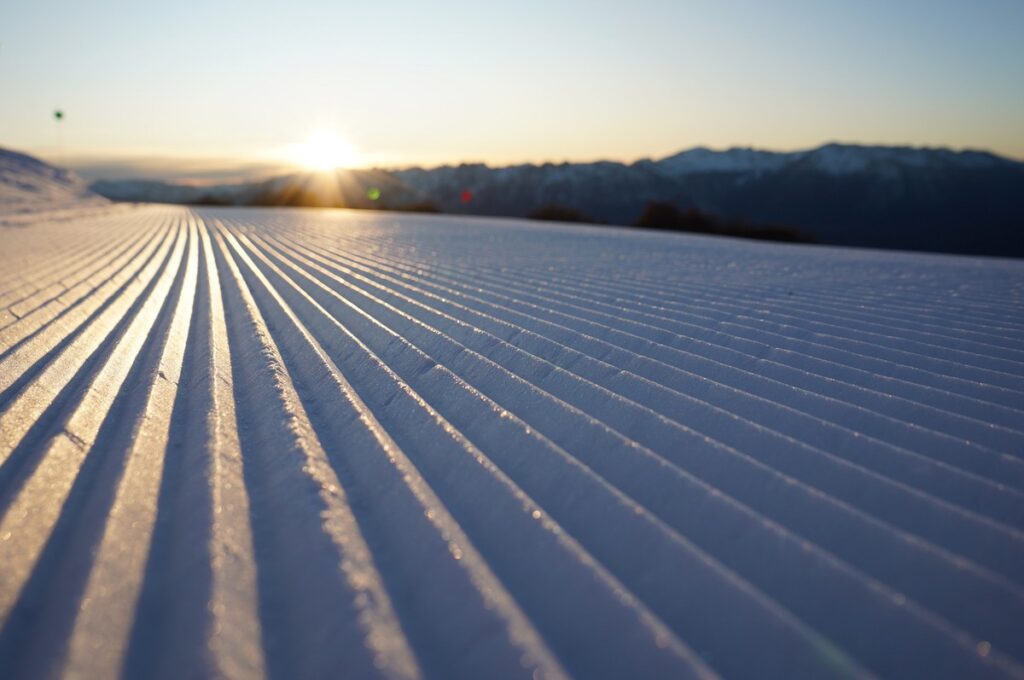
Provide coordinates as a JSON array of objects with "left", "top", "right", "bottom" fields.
[
  {"left": 1, "top": 205, "right": 1023, "bottom": 679},
  {"left": 0, "top": 147, "right": 107, "bottom": 215}
]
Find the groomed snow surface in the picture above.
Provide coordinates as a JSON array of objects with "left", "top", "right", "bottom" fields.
[{"left": 1, "top": 205, "right": 1023, "bottom": 680}]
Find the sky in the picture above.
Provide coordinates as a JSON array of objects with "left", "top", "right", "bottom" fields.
[{"left": 2, "top": 0, "right": 1023, "bottom": 181}]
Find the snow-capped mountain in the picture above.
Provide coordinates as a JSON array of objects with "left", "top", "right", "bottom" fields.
[
  {"left": 793, "top": 143, "right": 1014, "bottom": 176},
  {"left": 388, "top": 144, "right": 1024, "bottom": 254},
  {"left": 655, "top": 147, "right": 792, "bottom": 176},
  {"left": 654, "top": 143, "right": 1013, "bottom": 177},
  {"left": 0, "top": 147, "right": 107, "bottom": 213}
]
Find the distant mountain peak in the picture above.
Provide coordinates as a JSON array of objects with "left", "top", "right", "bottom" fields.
[
  {"left": 653, "top": 142, "right": 1018, "bottom": 177},
  {"left": 656, "top": 146, "right": 791, "bottom": 176}
]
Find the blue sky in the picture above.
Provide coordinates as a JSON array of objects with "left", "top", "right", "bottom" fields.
[{"left": 2, "top": 0, "right": 1022, "bottom": 180}]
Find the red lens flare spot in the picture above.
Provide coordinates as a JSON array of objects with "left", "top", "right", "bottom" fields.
[{"left": 460, "top": 189, "right": 473, "bottom": 204}]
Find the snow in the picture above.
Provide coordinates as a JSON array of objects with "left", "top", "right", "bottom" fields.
[
  {"left": 0, "top": 147, "right": 108, "bottom": 216},
  {"left": 1, "top": 204, "right": 1023, "bottom": 679},
  {"left": 655, "top": 143, "right": 1010, "bottom": 177},
  {"left": 656, "top": 146, "right": 792, "bottom": 175}
]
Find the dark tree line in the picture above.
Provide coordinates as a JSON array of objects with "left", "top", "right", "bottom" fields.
[{"left": 527, "top": 201, "right": 815, "bottom": 244}]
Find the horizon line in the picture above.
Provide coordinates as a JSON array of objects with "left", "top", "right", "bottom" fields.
[{"left": 13, "top": 139, "right": 1024, "bottom": 185}]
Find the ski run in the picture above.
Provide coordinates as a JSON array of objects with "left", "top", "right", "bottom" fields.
[{"left": 1, "top": 204, "right": 1023, "bottom": 679}]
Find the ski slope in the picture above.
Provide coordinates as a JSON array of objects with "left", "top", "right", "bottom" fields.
[{"left": 1, "top": 204, "right": 1023, "bottom": 679}]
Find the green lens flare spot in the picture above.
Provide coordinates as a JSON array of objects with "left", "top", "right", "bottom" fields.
[{"left": 367, "top": 187, "right": 381, "bottom": 201}]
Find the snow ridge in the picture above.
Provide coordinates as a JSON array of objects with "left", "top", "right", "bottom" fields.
[
  {"left": 1, "top": 205, "right": 1023, "bottom": 679},
  {"left": 0, "top": 147, "right": 107, "bottom": 214}
]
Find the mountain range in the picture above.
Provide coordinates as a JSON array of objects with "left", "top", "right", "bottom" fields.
[{"left": 45, "top": 143, "right": 1024, "bottom": 256}]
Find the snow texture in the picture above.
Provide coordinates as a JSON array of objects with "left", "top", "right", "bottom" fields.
[{"left": 0, "top": 204, "right": 1023, "bottom": 679}]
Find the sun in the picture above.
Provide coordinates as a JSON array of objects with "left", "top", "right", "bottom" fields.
[{"left": 288, "top": 129, "right": 360, "bottom": 171}]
